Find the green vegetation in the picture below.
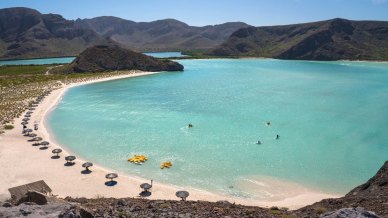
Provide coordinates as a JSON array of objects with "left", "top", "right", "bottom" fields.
[
  {"left": 0, "top": 64, "right": 130, "bottom": 88},
  {"left": 0, "top": 64, "right": 139, "bottom": 133},
  {"left": 3, "top": 124, "right": 14, "bottom": 130},
  {"left": 314, "top": 206, "right": 327, "bottom": 215},
  {"left": 0, "top": 65, "right": 51, "bottom": 75}
]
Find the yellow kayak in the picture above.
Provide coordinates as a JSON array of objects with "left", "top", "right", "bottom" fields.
[{"left": 160, "top": 161, "right": 173, "bottom": 169}]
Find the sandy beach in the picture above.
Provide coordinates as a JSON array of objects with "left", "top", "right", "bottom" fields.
[{"left": 0, "top": 71, "right": 338, "bottom": 209}]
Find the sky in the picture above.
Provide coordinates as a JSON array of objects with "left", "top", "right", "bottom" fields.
[{"left": 1, "top": 0, "right": 388, "bottom": 26}]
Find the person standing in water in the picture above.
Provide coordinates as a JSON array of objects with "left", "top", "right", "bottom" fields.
[{"left": 276, "top": 134, "right": 280, "bottom": 140}]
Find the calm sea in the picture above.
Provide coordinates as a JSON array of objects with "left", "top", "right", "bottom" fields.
[{"left": 47, "top": 59, "right": 388, "bottom": 199}]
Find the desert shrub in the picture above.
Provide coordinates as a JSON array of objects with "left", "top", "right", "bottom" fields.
[
  {"left": 315, "top": 206, "right": 327, "bottom": 214},
  {"left": 4, "top": 124, "right": 14, "bottom": 130}
]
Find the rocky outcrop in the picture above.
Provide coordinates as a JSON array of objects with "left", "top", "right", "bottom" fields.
[
  {"left": 53, "top": 45, "right": 184, "bottom": 74},
  {"left": 346, "top": 161, "right": 388, "bottom": 198},
  {"left": 210, "top": 18, "right": 388, "bottom": 61},
  {"left": 65, "top": 198, "right": 280, "bottom": 217},
  {"left": 16, "top": 191, "right": 48, "bottom": 205},
  {"left": 0, "top": 202, "right": 90, "bottom": 218},
  {"left": 296, "top": 161, "right": 388, "bottom": 217},
  {"left": 321, "top": 207, "right": 379, "bottom": 218}
]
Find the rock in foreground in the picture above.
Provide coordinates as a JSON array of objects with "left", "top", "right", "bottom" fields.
[
  {"left": 296, "top": 161, "right": 388, "bottom": 217},
  {"left": 1, "top": 161, "right": 387, "bottom": 217},
  {"left": 54, "top": 45, "right": 184, "bottom": 74}
]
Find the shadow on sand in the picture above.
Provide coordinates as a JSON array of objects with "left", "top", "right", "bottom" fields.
[
  {"left": 39, "top": 147, "right": 48, "bottom": 150},
  {"left": 51, "top": 156, "right": 60, "bottom": 159},
  {"left": 105, "top": 181, "right": 118, "bottom": 186},
  {"left": 81, "top": 169, "right": 92, "bottom": 174},
  {"left": 139, "top": 191, "right": 151, "bottom": 198},
  {"left": 64, "top": 162, "right": 75, "bottom": 167}
]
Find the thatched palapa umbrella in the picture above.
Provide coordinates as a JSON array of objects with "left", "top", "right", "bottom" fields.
[
  {"left": 40, "top": 141, "right": 49, "bottom": 147},
  {"left": 33, "top": 137, "right": 43, "bottom": 141},
  {"left": 52, "top": 148, "right": 62, "bottom": 157},
  {"left": 140, "top": 180, "right": 153, "bottom": 192},
  {"left": 24, "top": 129, "right": 32, "bottom": 135},
  {"left": 32, "top": 137, "right": 42, "bottom": 146},
  {"left": 22, "top": 118, "right": 30, "bottom": 122},
  {"left": 65, "top": 155, "right": 76, "bottom": 163},
  {"left": 176, "top": 191, "right": 189, "bottom": 201},
  {"left": 82, "top": 162, "right": 93, "bottom": 171},
  {"left": 24, "top": 114, "right": 31, "bottom": 117},
  {"left": 105, "top": 173, "right": 118, "bottom": 181}
]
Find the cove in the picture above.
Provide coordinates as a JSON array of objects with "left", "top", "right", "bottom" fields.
[{"left": 47, "top": 59, "right": 388, "bottom": 200}]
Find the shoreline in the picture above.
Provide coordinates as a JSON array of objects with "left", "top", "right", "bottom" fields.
[{"left": 0, "top": 71, "right": 339, "bottom": 209}]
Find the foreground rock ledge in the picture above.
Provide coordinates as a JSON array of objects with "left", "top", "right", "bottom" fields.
[{"left": 0, "top": 163, "right": 386, "bottom": 217}]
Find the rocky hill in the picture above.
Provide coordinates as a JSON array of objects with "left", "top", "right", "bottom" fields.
[
  {"left": 209, "top": 18, "right": 388, "bottom": 61},
  {"left": 52, "top": 45, "right": 184, "bottom": 74},
  {"left": 0, "top": 7, "right": 249, "bottom": 60},
  {"left": 74, "top": 17, "right": 250, "bottom": 51},
  {"left": 0, "top": 161, "right": 386, "bottom": 217},
  {"left": 0, "top": 7, "right": 110, "bottom": 60}
]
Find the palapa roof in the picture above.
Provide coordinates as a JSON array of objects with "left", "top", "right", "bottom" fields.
[{"left": 8, "top": 180, "right": 52, "bottom": 200}]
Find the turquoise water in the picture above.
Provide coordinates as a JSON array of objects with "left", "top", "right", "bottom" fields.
[
  {"left": 0, "top": 57, "right": 75, "bottom": 66},
  {"left": 48, "top": 59, "right": 388, "bottom": 199},
  {"left": 143, "top": 52, "right": 188, "bottom": 58}
]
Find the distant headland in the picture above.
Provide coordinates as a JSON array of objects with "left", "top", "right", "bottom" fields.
[{"left": 52, "top": 45, "right": 184, "bottom": 74}]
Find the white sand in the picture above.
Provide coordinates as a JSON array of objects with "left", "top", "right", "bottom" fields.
[{"left": 0, "top": 71, "right": 339, "bottom": 209}]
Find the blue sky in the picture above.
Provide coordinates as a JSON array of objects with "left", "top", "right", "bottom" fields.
[{"left": 1, "top": 0, "right": 388, "bottom": 26}]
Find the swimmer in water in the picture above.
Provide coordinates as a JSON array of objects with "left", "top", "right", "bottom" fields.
[
  {"left": 266, "top": 121, "right": 271, "bottom": 126},
  {"left": 256, "top": 140, "right": 262, "bottom": 144},
  {"left": 276, "top": 134, "right": 280, "bottom": 140},
  {"left": 188, "top": 123, "right": 193, "bottom": 128}
]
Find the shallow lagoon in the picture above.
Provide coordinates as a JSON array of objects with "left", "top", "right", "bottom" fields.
[{"left": 47, "top": 59, "right": 388, "bottom": 199}]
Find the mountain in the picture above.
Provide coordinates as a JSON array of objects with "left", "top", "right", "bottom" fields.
[
  {"left": 0, "top": 7, "right": 249, "bottom": 59},
  {"left": 52, "top": 45, "right": 184, "bottom": 74},
  {"left": 74, "top": 17, "right": 250, "bottom": 51},
  {"left": 0, "top": 7, "right": 110, "bottom": 60},
  {"left": 209, "top": 18, "right": 388, "bottom": 61}
]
